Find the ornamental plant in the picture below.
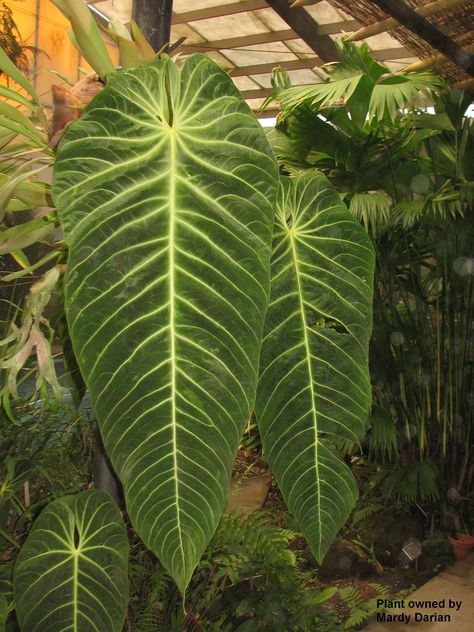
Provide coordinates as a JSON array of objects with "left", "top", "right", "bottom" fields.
[{"left": 1, "top": 1, "right": 374, "bottom": 628}]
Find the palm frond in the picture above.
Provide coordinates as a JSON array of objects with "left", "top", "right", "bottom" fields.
[
  {"left": 392, "top": 200, "right": 427, "bottom": 228},
  {"left": 323, "top": 40, "right": 388, "bottom": 82},
  {"left": 348, "top": 191, "right": 393, "bottom": 234},
  {"left": 279, "top": 74, "right": 365, "bottom": 117},
  {"left": 352, "top": 503, "right": 383, "bottom": 525},
  {"left": 380, "top": 460, "right": 440, "bottom": 503},
  {"left": 369, "top": 406, "right": 398, "bottom": 463},
  {"left": 369, "top": 73, "right": 444, "bottom": 122}
]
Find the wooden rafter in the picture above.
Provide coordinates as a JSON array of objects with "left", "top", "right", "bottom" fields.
[
  {"left": 404, "top": 42, "right": 474, "bottom": 71},
  {"left": 172, "top": 0, "right": 267, "bottom": 25},
  {"left": 369, "top": 0, "right": 474, "bottom": 76},
  {"left": 348, "top": 0, "right": 471, "bottom": 42},
  {"left": 232, "top": 57, "right": 321, "bottom": 77},
  {"left": 177, "top": 19, "right": 360, "bottom": 54},
  {"left": 265, "top": 0, "right": 341, "bottom": 62},
  {"left": 230, "top": 47, "right": 412, "bottom": 78},
  {"left": 242, "top": 88, "right": 275, "bottom": 99}
]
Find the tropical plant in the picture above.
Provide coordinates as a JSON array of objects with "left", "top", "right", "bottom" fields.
[
  {"left": 13, "top": 489, "right": 129, "bottom": 632},
  {"left": 255, "top": 171, "right": 374, "bottom": 561},
  {"left": 1, "top": 1, "right": 374, "bottom": 627},
  {"left": 263, "top": 40, "right": 473, "bottom": 522},
  {"left": 0, "top": 398, "right": 94, "bottom": 629},
  {"left": 0, "top": 3, "right": 29, "bottom": 73},
  {"left": 339, "top": 582, "right": 388, "bottom": 629},
  {"left": 269, "top": 39, "right": 440, "bottom": 124},
  {"left": 128, "top": 511, "right": 339, "bottom": 631}
]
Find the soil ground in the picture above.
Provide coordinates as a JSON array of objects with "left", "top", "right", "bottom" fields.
[{"left": 229, "top": 449, "right": 463, "bottom": 629}]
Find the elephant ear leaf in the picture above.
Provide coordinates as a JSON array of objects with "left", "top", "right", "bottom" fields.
[
  {"left": 256, "top": 171, "right": 374, "bottom": 561},
  {"left": 53, "top": 54, "right": 278, "bottom": 592},
  {"left": 13, "top": 490, "right": 129, "bottom": 632}
]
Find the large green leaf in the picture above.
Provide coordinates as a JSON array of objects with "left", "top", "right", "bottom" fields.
[
  {"left": 13, "top": 490, "right": 129, "bottom": 632},
  {"left": 255, "top": 171, "right": 374, "bottom": 561},
  {"left": 53, "top": 54, "right": 278, "bottom": 592}
]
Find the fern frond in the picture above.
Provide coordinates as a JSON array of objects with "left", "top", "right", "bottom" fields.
[{"left": 352, "top": 503, "right": 382, "bottom": 525}]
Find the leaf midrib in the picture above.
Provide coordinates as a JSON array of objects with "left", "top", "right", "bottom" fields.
[
  {"left": 288, "top": 228, "right": 322, "bottom": 554},
  {"left": 168, "top": 127, "right": 186, "bottom": 577}
]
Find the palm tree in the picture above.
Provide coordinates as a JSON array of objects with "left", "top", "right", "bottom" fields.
[{"left": 264, "top": 42, "right": 474, "bottom": 523}]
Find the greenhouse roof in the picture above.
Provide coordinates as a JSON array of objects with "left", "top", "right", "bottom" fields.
[{"left": 87, "top": 0, "right": 474, "bottom": 113}]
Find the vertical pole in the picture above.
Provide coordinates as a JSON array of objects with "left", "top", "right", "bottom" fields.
[
  {"left": 33, "top": 0, "right": 41, "bottom": 89},
  {"left": 93, "top": 424, "right": 121, "bottom": 502},
  {"left": 132, "top": 0, "right": 174, "bottom": 52}
]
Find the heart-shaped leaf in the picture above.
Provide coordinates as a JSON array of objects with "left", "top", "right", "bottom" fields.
[
  {"left": 13, "top": 490, "right": 129, "bottom": 632},
  {"left": 53, "top": 54, "right": 278, "bottom": 592}
]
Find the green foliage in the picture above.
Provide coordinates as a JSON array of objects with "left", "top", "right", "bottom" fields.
[
  {"left": 351, "top": 503, "right": 383, "bottom": 527},
  {"left": 2, "top": 15, "right": 375, "bottom": 623},
  {"left": 53, "top": 53, "right": 279, "bottom": 593},
  {"left": 13, "top": 489, "right": 129, "bottom": 632},
  {"left": 0, "top": 401, "right": 93, "bottom": 531},
  {"left": 256, "top": 171, "right": 374, "bottom": 561},
  {"left": 272, "top": 41, "right": 442, "bottom": 124},
  {"left": 51, "top": 0, "right": 114, "bottom": 80},
  {"left": 0, "top": 400, "right": 94, "bottom": 630},
  {"left": 377, "top": 461, "right": 440, "bottom": 503},
  {"left": 265, "top": 40, "right": 473, "bottom": 526},
  {"left": 368, "top": 406, "right": 398, "bottom": 463},
  {"left": 266, "top": 42, "right": 471, "bottom": 237},
  {"left": 239, "top": 413, "right": 262, "bottom": 452},
  {"left": 339, "top": 582, "right": 388, "bottom": 629},
  {"left": 127, "top": 512, "right": 339, "bottom": 631}
]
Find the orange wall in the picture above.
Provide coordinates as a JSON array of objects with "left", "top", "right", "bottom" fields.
[{"left": 3, "top": 0, "right": 118, "bottom": 103}]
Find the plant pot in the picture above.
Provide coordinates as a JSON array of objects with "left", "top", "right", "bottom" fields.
[{"left": 448, "top": 534, "right": 474, "bottom": 560}]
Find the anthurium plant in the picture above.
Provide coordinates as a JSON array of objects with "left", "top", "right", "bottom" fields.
[{"left": 1, "top": 1, "right": 374, "bottom": 628}]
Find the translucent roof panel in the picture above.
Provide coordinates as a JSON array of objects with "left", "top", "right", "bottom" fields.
[
  {"left": 188, "top": 12, "right": 268, "bottom": 41},
  {"left": 87, "top": 0, "right": 428, "bottom": 114}
]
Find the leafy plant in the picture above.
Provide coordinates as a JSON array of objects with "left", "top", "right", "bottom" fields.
[
  {"left": 2, "top": 2, "right": 375, "bottom": 625},
  {"left": 127, "top": 511, "right": 339, "bottom": 631},
  {"left": 52, "top": 53, "right": 279, "bottom": 593},
  {"left": 273, "top": 40, "right": 440, "bottom": 124},
  {"left": 263, "top": 40, "right": 473, "bottom": 526},
  {"left": 339, "top": 582, "right": 388, "bottom": 629},
  {"left": 377, "top": 460, "right": 440, "bottom": 503},
  {"left": 256, "top": 171, "right": 374, "bottom": 560},
  {"left": 13, "top": 489, "right": 129, "bottom": 632}
]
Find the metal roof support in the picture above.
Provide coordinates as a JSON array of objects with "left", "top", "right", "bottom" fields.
[
  {"left": 369, "top": 0, "right": 474, "bottom": 76},
  {"left": 132, "top": 0, "right": 173, "bottom": 52},
  {"left": 265, "top": 0, "right": 341, "bottom": 62}
]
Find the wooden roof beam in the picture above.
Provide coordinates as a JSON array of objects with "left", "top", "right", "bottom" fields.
[
  {"left": 177, "top": 19, "right": 360, "bottom": 54},
  {"left": 369, "top": 0, "right": 474, "bottom": 76},
  {"left": 172, "top": 0, "right": 267, "bottom": 25},
  {"left": 231, "top": 46, "right": 412, "bottom": 77},
  {"left": 349, "top": 0, "right": 471, "bottom": 42},
  {"left": 265, "top": 0, "right": 341, "bottom": 62}
]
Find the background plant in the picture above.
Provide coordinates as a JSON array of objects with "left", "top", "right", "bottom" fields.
[
  {"left": 2, "top": 6, "right": 374, "bottom": 629},
  {"left": 127, "top": 511, "right": 339, "bottom": 632},
  {"left": 265, "top": 41, "right": 473, "bottom": 529}
]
